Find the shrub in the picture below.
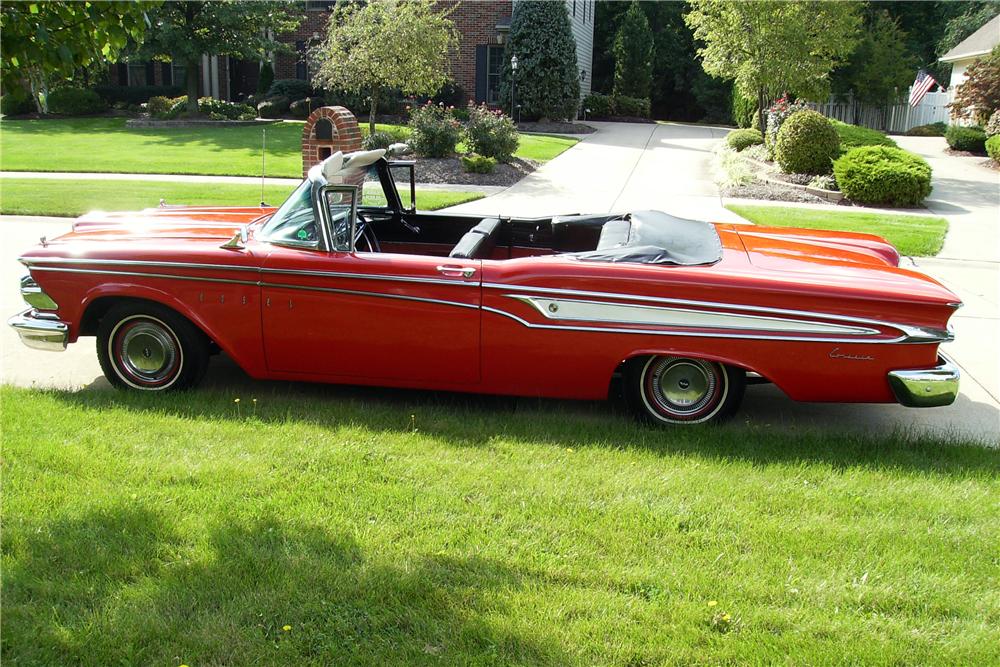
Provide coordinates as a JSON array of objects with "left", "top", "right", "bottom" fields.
[
  {"left": 93, "top": 85, "right": 183, "bottom": 105},
  {"left": 582, "top": 93, "right": 614, "bottom": 118},
  {"left": 807, "top": 174, "right": 838, "bottom": 191},
  {"left": 904, "top": 122, "right": 947, "bottom": 136},
  {"left": 407, "top": 102, "right": 461, "bottom": 157},
  {"left": 831, "top": 120, "right": 896, "bottom": 150},
  {"left": 986, "top": 135, "right": 1000, "bottom": 162},
  {"left": 774, "top": 110, "right": 840, "bottom": 175},
  {"left": 833, "top": 146, "right": 932, "bottom": 206},
  {"left": 1, "top": 90, "right": 35, "bottom": 116},
  {"left": 363, "top": 131, "right": 395, "bottom": 151},
  {"left": 765, "top": 96, "right": 809, "bottom": 153},
  {"left": 615, "top": 96, "right": 651, "bottom": 118},
  {"left": 461, "top": 154, "right": 497, "bottom": 174},
  {"left": 945, "top": 125, "right": 987, "bottom": 153},
  {"left": 257, "top": 61, "right": 275, "bottom": 96},
  {"left": 162, "top": 96, "right": 254, "bottom": 120},
  {"left": 47, "top": 87, "right": 105, "bottom": 115},
  {"left": 266, "top": 79, "right": 312, "bottom": 101},
  {"left": 146, "top": 96, "right": 174, "bottom": 118},
  {"left": 726, "top": 128, "right": 764, "bottom": 152},
  {"left": 985, "top": 109, "right": 1000, "bottom": 137},
  {"left": 731, "top": 92, "right": 758, "bottom": 129},
  {"left": 289, "top": 97, "right": 325, "bottom": 119},
  {"left": 464, "top": 104, "right": 519, "bottom": 161},
  {"left": 257, "top": 96, "right": 290, "bottom": 119}
]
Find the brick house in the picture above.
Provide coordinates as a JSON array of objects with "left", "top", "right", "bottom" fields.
[{"left": 113, "top": 0, "right": 594, "bottom": 108}]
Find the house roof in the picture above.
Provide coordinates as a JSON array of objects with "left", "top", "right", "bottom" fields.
[{"left": 940, "top": 13, "right": 1000, "bottom": 63}]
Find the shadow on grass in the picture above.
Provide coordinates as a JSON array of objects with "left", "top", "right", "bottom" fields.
[{"left": 2, "top": 507, "right": 567, "bottom": 665}]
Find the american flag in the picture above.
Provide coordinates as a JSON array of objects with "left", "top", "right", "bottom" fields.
[{"left": 908, "top": 70, "right": 940, "bottom": 107}]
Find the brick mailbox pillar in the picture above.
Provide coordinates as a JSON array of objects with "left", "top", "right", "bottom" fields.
[{"left": 301, "top": 106, "right": 365, "bottom": 189}]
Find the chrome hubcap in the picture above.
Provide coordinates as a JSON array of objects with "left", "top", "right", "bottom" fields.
[
  {"left": 120, "top": 323, "right": 177, "bottom": 381},
  {"left": 649, "top": 358, "right": 716, "bottom": 415}
]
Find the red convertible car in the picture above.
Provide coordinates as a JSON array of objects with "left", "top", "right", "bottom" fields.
[{"left": 9, "top": 148, "right": 961, "bottom": 425}]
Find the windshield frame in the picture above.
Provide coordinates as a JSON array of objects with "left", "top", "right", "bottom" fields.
[{"left": 257, "top": 165, "right": 359, "bottom": 253}]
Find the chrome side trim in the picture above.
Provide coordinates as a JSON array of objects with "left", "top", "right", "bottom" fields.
[
  {"left": 260, "top": 282, "right": 478, "bottom": 310},
  {"left": 262, "top": 266, "right": 466, "bottom": 287},
  {"left": 888, "top": 355, "right": 959, "bottom": 407},
  {"left": 511, "top": 295, "right": 879, "bottom": 336},
  {"left": 30, "top": 266, "right": 260, "bottom": 287},
  {"left": 8, "top": 309, "right": 69, "bottom": 351},
  {"left": 20, "top": 275, "right": 59, "bottom": 310}
]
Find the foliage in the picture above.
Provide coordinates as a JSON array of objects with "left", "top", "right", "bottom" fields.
[
  {"left": 310, "top": 0, "right": 458, "bottom": 134},
  {"left": 461, "top": 154, "right": 497, "bottom": 174},
  {"left": 713, "top": 144, "right": 755, "bottom": 187},
  {"left": 1, "top": 89, "right": 35, "bottom": 116},
  {"left": 832, "top": 120, "right": 897, "bottom": 150},
  {"left": 685, "top": 0, "right": 860, "bottom": 133},
  {"left": 945, "top": 125, "right": 988, "bottom": 153},
  {"left": 46, "top": 87, "right": 106, "bottom": 116},
  {"left": 615, "top": 96, "right": 651, "bottom": 118},
  {"left": 362, "top": 131, "right": 395, "bottom": 151},
  {"left": 136, "top": 1, "right": 300, "bottom": 115},
  {"left": 159, "top": 97, "right": 254, "bottom": 121},
  {"left": 807, "top": 174, "right": 838, "bottom": 191},
  {"left": 726, "top": 129, "right": 764, "bottom": 152},
  {"left": 267, "top": 79, "right": 313, "bottom": 102},
  {"left": 905, "top": 122, "right": 948, "bottom": 137},
  {"left": 833, "top": 146, "right": 933, "bottom": 206},
  {"left": 93, "top": 85, "right": 183, "bottom": 106},
  {"left": 579, "top": 93, "right": 650, "bottom": 119},
  {"left": 774, "top": 110, "right": 841, "bottom": 175},
  {"left": 0, "top": 1, "right": 153, "bottom": 113},
  {"left": 289, "top": 97, "right": 325, "bottom": 119},
  {"left": 407, "top": 103, "right": 461, "bottom": 157},
  {"left": 731, "top": 92, "right": 757, "bottom": 129},
  {"left": 257, "top": 61, "right": 274, "bottom": 96},
  {"left": 938, "top": 3, "right": 1000, "bottom": 56},
  {"left": 463, "top": 104, "right": 520, "bottom": 162},
  {"left": 146, "top": 96, "right": 174, "bottom": 118},
  {"left": 950, "top": 46, "right": 1000, "bottom": 124},
  {"left": 764, "top": 96, "right": 809, "bottom": 154},
  {"left": 498, "top": 0, "right": 581, "bottom": 122},
  {"left": 831, "top": 10, "right": 915, "bottom": 109},
  {"left": 257, "top": 96, "right": 290, "bottom": 119},
  {"left": 613, "top": 1, "right": 654, "bottom": 99},
  {"left": 582, "top": 93, "right": 614, "bottom": 118},
  {"left": 986, "top": 110, "right": 1000, "bottom": 137},
  {"left": 986, "top": 135, "right": 1000, "bottom": 162}
]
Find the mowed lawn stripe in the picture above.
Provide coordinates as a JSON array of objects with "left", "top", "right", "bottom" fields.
[{"left": 2, "top": 386, "right": 997, "bottom": 665}]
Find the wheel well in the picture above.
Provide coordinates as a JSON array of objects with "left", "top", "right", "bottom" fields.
[
  {"left": 80, "top": 296, "right": 208, "bottom": 343},
  {"left": 607, "top": 353, "right": 761, "bottom": 399}
]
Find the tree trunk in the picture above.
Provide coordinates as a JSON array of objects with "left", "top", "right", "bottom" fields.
[
  {"left": 369, "top": 88, "right": 378, "bottom": 135},
  {"left": 757, "top": 89, "right": 767, "bottom": 135},
  {"left": 28, "top": 69, "right": 46, "bottom": 114},
  {"left": 186, "top": 57, "right": 200, "bottom": 116}
]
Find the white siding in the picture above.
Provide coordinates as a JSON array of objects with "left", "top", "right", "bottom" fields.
[{"left": 567, "top": 0, "right": 595, "bottom": 99}]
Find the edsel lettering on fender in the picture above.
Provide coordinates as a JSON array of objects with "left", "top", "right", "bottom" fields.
[{"left": 8, "top": 149, "right": 961, "bottom": 425}]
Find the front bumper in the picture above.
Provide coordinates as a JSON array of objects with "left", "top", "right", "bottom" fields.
[
  {"left": 7, "top": 309, "right": 69, "bottom": 352},
  {"left": 888, "top": 355, "right": 960, "bottom": 407}
]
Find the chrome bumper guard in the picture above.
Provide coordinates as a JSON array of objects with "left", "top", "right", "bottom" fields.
[
  {"left": 7, "top": 309, "right": 69, "bottom": 352},
  {"left": 887, "top": 355, "right": 960, "bottom": 408}
]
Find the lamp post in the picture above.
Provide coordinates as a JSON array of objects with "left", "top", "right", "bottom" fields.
[{"left": 510, "top": 54, "right": 518, "bottom": 120}]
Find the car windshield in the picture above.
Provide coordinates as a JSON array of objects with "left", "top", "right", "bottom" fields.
[{"left": 258, "top": 180, "right": 318, "bottom": 247}]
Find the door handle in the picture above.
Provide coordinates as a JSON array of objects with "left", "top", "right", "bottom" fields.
[{"left": 436, "top": 265, "right": 476, "bottom": 279}]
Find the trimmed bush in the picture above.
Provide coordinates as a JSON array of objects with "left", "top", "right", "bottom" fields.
[
  {"left": 831, "top": 120, "right": 896, "bottom": 150},
  {"left": 582, "top": 93, "right": 614, "bottom": 118},
  {"left": 904, "top": 122, "right": 947, "bottom": 137},
  {"left": 93, "top": 85, "right": 183, "bottom": 105},
  {"left": 726, "top": 128, "right": 764, "bottom": 152},
  {"left": 266, "top": 79, "right": 312, "bottom": 101},
  {"left": 987, "top": 135, "right": 1000, "bottom": 162},
  {"left": 986, "top": 110, "right": 1000, "bottom": 137},
  {"left": 774, "top": 110, "right": 840, "bottom": 175},
  {"left": 1, "top": 90, "right": 35, "bottom": 116},
  {"left": 615, "top": 95, "right": 651, "bottom": 118},
  {"left": 464, "top": 104, "right": 519, "bottom": 161},
  {"left": 945, "top": 125, "right": 987, "bottom": 153},
  {"left": 461, "top": 154, "right": 497, "bottom": 174},
  {"left": 407, "top": 102, "right": 461, "bottom": 157},
  {"left": 47, "top": 87, "right": 105, "bottom": 115},
  {"left": 146, "top": 96, "right": 174, "bottom": 118},
  {"left": 257, "top": 62, "right": 275, "bottom": 96},
  {"left": 833, "top": 146, "right": 932, "bottom": 206},
  {"left": 257, "top": 96, "right": 290, "bottom": 119},
  {"left": 289, "top": 97, "right": 325, "bottom": 119},
  {"left": 362, "top": 131, "right": 395, "bottom": 151},
  {"left": 161, "top": 96, "right": 254, "bottom": 120}
]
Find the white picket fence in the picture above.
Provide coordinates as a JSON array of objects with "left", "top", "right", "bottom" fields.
[{"left": 806, "top": 88, "right": 952, "bottom": 133}]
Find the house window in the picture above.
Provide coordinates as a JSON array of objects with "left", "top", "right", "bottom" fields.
[
  {"left": 295, "top": 40, "right": 308, "bottom": 81},
  {"left": 172, "top": 63, "right": 187, "bottom": 88},
  {"left": 486, "top": 45, "right": 504, "bottom": 105},
  {"left": 127, "top": 62, "right": 148, "bottom": 86}
]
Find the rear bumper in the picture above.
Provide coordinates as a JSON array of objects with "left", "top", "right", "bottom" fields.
[
  {"left": 888, "top": 355, "right": 960, "bottom": 407},
  {"left": 7, "top": 309, "right": 69, "bottom": 352}
]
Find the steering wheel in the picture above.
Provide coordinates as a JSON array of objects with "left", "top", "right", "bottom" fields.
[{"left": 354, "top": 211, "right": 381, "bottom": 253}]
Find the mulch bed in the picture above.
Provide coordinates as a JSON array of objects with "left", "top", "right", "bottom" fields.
[
  {"left": 410, "top": 156, "right": 539, "bottom": 187},
  {"left": 944, "top": 147, "right": 988, "bottom": 158},
  {"left": 516, "top": 121, "right": 595, "bottom": 135},
  {"left": 723, "top": 182, "right": 828, "bottom": 204}
]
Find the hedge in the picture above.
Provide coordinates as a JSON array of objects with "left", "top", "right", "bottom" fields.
[
  {"left": 774, "top": 110, "right": 840, "bottom": 175},
  {"left": 945, "top": 125, "right": 987, "bottom": 153},
  {"left": 47, "top": 87, "right": 106, "bottom": 115},
  {"left": 831, "top": 120, "right": 896, "bottom": 150},
  {"left": 904, "top": 122, "right": 947, "bottom": 137},
  {"left": 94, "top": 85, "right": 183, "bottom": 105},
  {"left": 726, "top": 128, "right": 764, "bottom": 152},
  {"left": 833, "top": 146, "right": 932, "bottom": 206},
  {"left": 987, "top": 135, "right": 1000, "bottom": 163}
]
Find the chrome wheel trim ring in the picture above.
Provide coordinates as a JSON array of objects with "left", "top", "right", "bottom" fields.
[
  {"left": 639, "top": 356, "right": 728, "bottom": 424},
  {"left": 108, "top": 315, "right": 184, "bottom": 390}
]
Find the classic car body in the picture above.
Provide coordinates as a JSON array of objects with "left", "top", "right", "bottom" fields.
[{"left": 9, "top": 148, "right": 961, "bottom": 424}]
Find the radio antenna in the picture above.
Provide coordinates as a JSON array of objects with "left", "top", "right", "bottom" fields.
[{"left": 260, "top": 127, "right": 267, "bottom": 207}]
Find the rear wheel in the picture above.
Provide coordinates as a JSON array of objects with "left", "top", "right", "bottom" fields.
[
  {"left": 626, "top": 355, "right": 745, "bottom": 425},
  {"left": 97, "top": 303, "right": 209, "bottom": 391}
]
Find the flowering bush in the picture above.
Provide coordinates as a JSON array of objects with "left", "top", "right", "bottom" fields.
[
  {"left": 161, "top": 96, "right": 254, "bottom": 120},
  {"left": 407, "top": 102, "right": 461, "bottom": 157},
  {"left": 765, "top": 95, "right": 809, "bottom": 156},
  {"left": 463, "top": 104, "right": 519, "bottom": 162}
]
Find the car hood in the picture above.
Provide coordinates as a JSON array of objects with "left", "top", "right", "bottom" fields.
[{"left": 49, "top": 206, "right": 276, "bottom": 243}]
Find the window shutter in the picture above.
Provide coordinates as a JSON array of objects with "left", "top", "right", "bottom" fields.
[
  {"left": 474, "top": 45, "right": 488, "bottom": 103},
  {"left": 145, "top": 61, "right": 155, "bottom": 86},
  {"left": 161, "top": 62, "right": 173, "bottom": 86}
]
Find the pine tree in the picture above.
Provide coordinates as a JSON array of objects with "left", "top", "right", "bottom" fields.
[{"left": 613, "top": 1, "right": 654, "bottom": 99}]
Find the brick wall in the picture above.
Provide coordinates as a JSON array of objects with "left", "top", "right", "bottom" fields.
[
  {"left": 275, "top": 9, "right": 331, "bottom": 81},
  {"left": 439, "top": 0, "right": 512, "bottom": 103},
  {"left": 301, "top": 106, "right": 364, "bottom": 180}
]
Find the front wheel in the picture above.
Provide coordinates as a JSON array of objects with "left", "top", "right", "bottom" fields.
[
  {"left": 97, "top": 303, "right": 209, "bottom": 391},
  {"left": 626, "top": 355, "right": 745, "bottom": 425}
]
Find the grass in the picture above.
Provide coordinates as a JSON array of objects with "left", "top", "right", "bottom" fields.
[
  {"left": 726, "top": 204, "right": 948, "bottom": 257},
  {"left": 0, "top": 178, "right": 484, "bottom": 217},
  {"left": 0, "top": 118, "right": 578, "bottom": 177},
  {"left": 832, "top": 120, "right": 898, "bottom": 151},
  {"left": 2, "top": 385, "right": 998, "bottom": 665}
]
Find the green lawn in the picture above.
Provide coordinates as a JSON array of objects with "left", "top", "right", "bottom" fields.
[
  {"left": 726, "top": 204, "right": 948, "bottom": 257},
  {"left": 0, "top": 178, "right": 484, "bottom": 217},
  {"left": 3, "top": 385, "right": 997, "bottom": 665},
  {"left": 0, "top": 118, "right": 578, "bottom": 177}
]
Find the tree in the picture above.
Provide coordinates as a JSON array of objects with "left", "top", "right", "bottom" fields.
[
  {"left": 137, "top": 1, "right": 300, "bottom": 115},
  {"left": 613, "top": 1, "right": 654, "bottom": 99},
  {"left": 310, "top": 0, "right": 457, "bottom": 134},
  {"left": 950, "top": 45, "right": 1000, "bottom": 124},
  {"left": 684, "top": 0, "right": 861, "bottom": 133},
  {"left": 499, "top": 0, "right": 581, "bottom": 122},
  {"left": 0, "top": 1, "right": 155, "bottom": 113},
  {"left": 938, "top": 3, "right": 1000, "bottom": 57}
]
